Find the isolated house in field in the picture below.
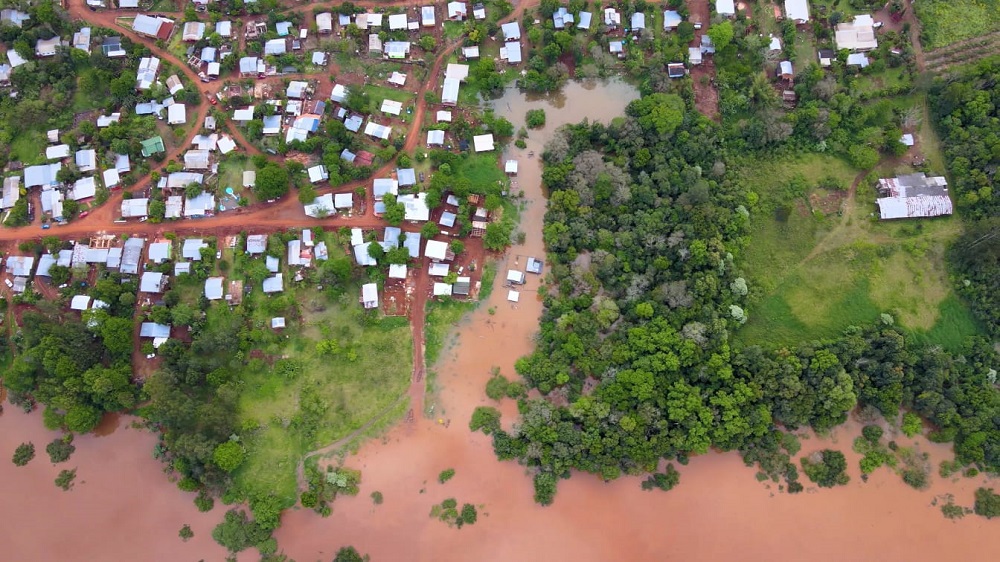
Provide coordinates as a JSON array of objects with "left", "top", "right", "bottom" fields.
[
  {"left": 876, "top": 173, "right": 952, "bottom": 220},
  {"left": 263, "top": 273, "right": 284, "bottom": 294},
  {"left": 462, "top": 45, "right": 480, "bottom": 59},
  {"left": 784, "top": 0, "right": 811, "bottom": 24},
  {"left": 473, "top": 134, "right": 495, "bottom": 152},
  {"left": 381, "top": 99, "right": 403, "bottom": 116},
  {"left": 835, "top": 14, "right": 878, "bottom": 52},
  {"left": 716, "top": 0, "right": 736, "bottom": 18}
]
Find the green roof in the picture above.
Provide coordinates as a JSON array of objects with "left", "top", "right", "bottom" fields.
[{"left": 141, "top": 136, "right": 165, "bottom": 157}]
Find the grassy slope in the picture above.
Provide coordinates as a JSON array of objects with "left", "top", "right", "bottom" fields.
[{"left": 735, "top": 151, "right": 981, "bottom": 350}]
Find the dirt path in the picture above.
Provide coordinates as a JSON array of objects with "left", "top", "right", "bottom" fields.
[{"left": 901, "top": 0, "right": 926, "bottom": 72}]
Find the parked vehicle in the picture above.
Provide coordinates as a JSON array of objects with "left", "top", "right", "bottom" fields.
[{"left": 41, "top": 223, "right": 50, "bottom": 229}]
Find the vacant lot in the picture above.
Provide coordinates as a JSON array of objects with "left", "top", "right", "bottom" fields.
[
  {"left": 735, "top": 153, "right": 980, "bottom": 350},
  {"left": 916, "top": 0, "right": 1000, "bottom": 49}
]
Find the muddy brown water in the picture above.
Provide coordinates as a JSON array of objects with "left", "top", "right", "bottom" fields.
[{"left": 2, "top": 80, "right": 998, "bottom": 561}]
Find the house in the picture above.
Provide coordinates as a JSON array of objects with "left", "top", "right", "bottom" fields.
[
  {"left": 174, "top": 262, "right": 190, "bottom": 275},
  {"left": 119, "top": 197, "right": 148, "bottom": 219},
  {"left": 304, "top": 193, "right": 334, "bottom": 217},
  {"left": 353, "top": 243, "right": 377, "bottom": 266},
  {"left": 769, "top": 35, "right": 783, "bottom": 51},
  {"left": 263, "top": 273, "right": 284, "bottom": 293},
  {"left": 121, "top": 238, "right": 145, "bottom": 274},
  {"left": 73, "top": 28, "right": 92, "bottom": 54},
  {"left": 216, "top": 21, "right": 232, "bottom": 37},
  {"left": 631, "top": 13, "right": 646, "bottom": 30},
  {"left": 140, "top": 271, "right": 166, "bottom": 293},
  {"left": 262, "top": 39, "right": 287, "bottom": 57},
  {"left": 689, "top": 47, "right": 703, "bottom": 65},
  {"left": 526, "top": 257, "right": 544, "bottom": 274},
  {"left": 399, "top": 193, "right": 430, "bottom": 221},
  {"left": 505, "top": 160, "right": 518, "bottom": 175},
  {"left": 668, "top": 63, "right": 686, "bottom": 78},
  {"left": 184, "top": 150, "right": 210, "bottom": 170},
  {"left": 262, "top": 115, "right": 281, "bottom": 135},
  {"left": 453, "top": 277, "right": 471, "bottom": 296},
  {"left": 389, "top": 264, "right": 407, "bottom": 279},
  {"left": 167, "top": 104, "right": 187, "bottom": 125},
  {"left": 1, "top": 177, "right": 20, "bottom": 210},
  {"left": 876, "top": 173, "right": 952, "bottom": 220},
  {"left": 385, "top": 41, "right": 411, "bottom": 59},
  {"left": 473, "top": 3, "right": 486, "bottom": 20},
  {"left": 239, "top": 57, "right": 265, "bottom": 77},
  {"left": 24, "top": 163, "right": 61, "bottom": 188},
  {"left": 266, "top": 256, "right": 280, "bottom": 273},
  {"left": 330, "top": 83, "right": 348, "bottom": 104},
  {"left": 604, "top": 7, "right": 621, "bottom": 27},
  {"left": 364, "top": 121, "right": 392, "bottom": 140},
  {"left": 784, "top": 0, "right": 810, "bottom": 24},
  {"left": 46, "top": 144, "right": 71, "bottom": 160},
  {"left": 425, "top": 239, "right": 449, "bottom": 261},
  {"left": 184, "top": 192, "right": 215, "bottom": 218},
  {"left": 900, "top": 134, "right": 915, "bottom": 147},
  {"left": 103, "top": 168, "right": 121, "bottom": 188},
  {"left": 139, "top": 323, "right": 171, "bottom": 348},
  {"left": 462, "top": 46, "right": 480, "bottom": 59},
  {"left": 271, "top": 317, "right": 286, "bottom": 329},
  {"left": 0, "top": 63, "right": 12, "bottom": 86},
  {"left": 578, "top": 11, "right": 593, "bottom": 30},
  {"left": 553, "top": 7, "right": 575, "bottom": 29},
  {"left": 501, "top": 22, "right": 520, "bottom": 41},
  {"left": 148, "top": 241, "right": 171, "bottom": 262},
  {"left": 382, "top": 227, "right": 401, "bottom": 251},
  {"left": 388, "top": 13, "right": 408, "bottom": 30},
  {"left": 5, "top": 255, "right": 34, "bottom": 277},
  {"left": 421, "top": 6, "right": 436, "bottom": 27},
  {"left": 204, "top": 277, "right": 224, "bottom": 300},
  {"left": 70, "top": 177, "right": 97, "bottom": 201},
  {"left": 610, "top": 41, "right": 624, "bottom": 57},
  {"left": 136, "top": 56, "right": 160, "bottom": 90},
  {"left": 500, "top": 42, "right": 522, "bottom": 64},
  {"left": 442, "top": 77, "right": 461, "bottom": 105},
  {"left": 116, "top": 154, "right": 131, "bottom": 173},
  {"left": 287, "top": 80, "right": 308, "bottom": 99},
  {"left": 132, "top": 15, "right": 174, "bottom": 40},
  {"left": 141, "top": 136, "right": 165, "bottom": 157},
  {"left": 361, "top": 283, "right": 379, "bottom": 309},
  {"left": 369, "top": 34, "right": 383, "bottom": 54},
  {"left": 448, "top": 2, "right": 467, "bottom": 20},
  {"left": 716, "top": 0, "right": 736, "bottom": 17},
  {"left": 97, "top": 113, "right": 121, "bottom": 128},
  {"left": 663, "top": 10, "right": 682, "bottom": 30},
  {"left": 7, "top": 50, "right": 27, "bottom": 68},
  {"left": 507, "top": 269, "right": 526, "bottom": 284},
  {"left": 182, "top": 239, "right": 208, "bottom": 260},
  {"left": 102, "top": 36, "right": 126, "bottom": 57},
  {"left": 75, "top": 149, "right": 97, "bottom": 172},
  {"left": 818, "top": 49, "right": 835, "bottom": 67},
  {"left": 835, "top": 14, "right": 878, "bottom": 52},
  {"left": 70, "top": 295, "right": 91, "bottom": 311},
  {"left": 381, "top": 99, "right": 403, "bottom": 116},
  {"left": 275, "top": 21, "right": 293, "bottom": 37},
  {"left": 345, "top": 114, "right": 363, "bottom": 132},
  {"left": 200, "top": 47, "right": 217, "bottom": 63},
  {"left": 397, "top": 168, "right": 417, "bottom": 187},
  {"left": 373, "top": 178, "right": 399, "bottom": 200},
  {"left": 0, "top": 9, "right": 30, "bottom": 27},
  {"left": 433, "top": 283, "right": 453, "bottom": 296},
  {"left": 165, "top": 195, "right": 183, "bottom": 219},
  {"left": 316, "top": 12, "right": 333, "bottom": 34},
  {"left": 446, "top": 63, "right": 470, "bottom": 81},
  {"left": 215, "top": 135, "right": 235, "bottom": 154},
  {"left": 427, "top": 129, "right": 445, "bottom": 146},
  {"left": 846, "top": 53, "right": 870, "bottom": 68},
  {"left": 246, "top": 234, "right": 267, "bottom": 254},
  {"left": 182, "top": 21, "right": 205, "bottom": 42},
  {"left": 335, "top": 192, "right": 354, "bottom": 210},
  {"left": 312, "top": 51, "right": 328, "bottom": 66},
  {"left": 307, "top": 165, "right": 329, "bottom": 184},
  {"left": 439, "top": 211, "right": 456, "bottom": 228},
  {"left": 778, "top": 60, "right": 794, "bottom": 80},
  {"left": 35, "top": 37, "right": 60, "bottom": 57},
  {"left": 35, "top": 254, "right": 56, "bottom": 277},
  {"left": 437, "top": 111, "right": 452, "bottom": 122},
  {"left": 388, "top": 71, "right": 407, "bottom": 87}
]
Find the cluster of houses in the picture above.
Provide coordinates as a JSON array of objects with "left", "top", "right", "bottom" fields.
[{"left": 2, "top": 8, "right": 105, "bottom": 79}]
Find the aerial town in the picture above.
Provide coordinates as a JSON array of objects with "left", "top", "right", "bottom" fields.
[{"left": 1, "top": 0, "right": 998, "bottom": 560}]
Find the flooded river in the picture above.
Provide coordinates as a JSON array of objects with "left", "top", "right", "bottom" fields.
[{"left": 2, "top": 79, "right": 999, "bottom": 561}]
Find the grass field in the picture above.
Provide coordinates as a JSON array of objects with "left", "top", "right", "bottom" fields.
[
  {"left": 916, "top": 0, "right": 1000, "bottom": 49},
  {"left": 73, "top": 69, "right": 110, "bottom": 113},
  {"left": 11, "top": 130, "right": 47, "bottom": 165},
  {"left": 216, "top": 236, "right": 413, "bottom": 502},
  {"left": 735, "top": 153, "right": 981, "bottom": 350},
  {"left": 457, "top": 152, "right": 507, "bottom": 194}
]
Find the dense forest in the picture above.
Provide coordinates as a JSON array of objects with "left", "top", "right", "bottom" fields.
[
  {"left": 491, "top": 82, "right": 1000, "bottom": 503},
  {"left": 932, "top": 62, "right": 1000, "bottom": 337}
]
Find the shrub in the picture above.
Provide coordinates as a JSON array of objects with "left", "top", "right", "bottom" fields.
[
  {"left": 195, "top": 490, "right": 215, "bottom": 512},
  {"left": 941, "top": 502, "right": 966, "bottom": 520},
  {"left": 525, "top": 109, "right": 546, "bottom": 129},
  {"left": 800, "top": 450, "right": 849, "bottom": 488},
  {"left": 46, "top": 437, "right": 76, "bottom": 463},
  {"left": 438, "top": 468, "right": 456, "bottom": 484},
  {"left": 371, "top": 491, "right": 383, "bottom": 505},
  {"left": 179, "top": 524, "right": 194, "bottom": 541},
  {"left": 974, "top": 488, "right": 1000, "bottom": 518},
  {"left": 862, "top": 424, "right": 883, "bottom": 444},
  {"left": 55, "top": 468, "right": 77, "bottom": 490},
  {"left": 901, "top": 412, "right": 922, "bottom": 437},
  {"left": 469, "top": 407, "right": 501, "bottom": 435},
  {"left": 12, "top": 442, "right": 35, "bottom": 466},
  {"left": 459, "top": 503, "right": 478, "bottom": 526}
]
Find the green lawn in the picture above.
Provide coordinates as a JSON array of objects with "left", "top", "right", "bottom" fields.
[
  {"left": 218, "top": 234, "right": 413, "bottom": 502},
  {"left": 443, "top": 21, "right": 466, "bottom": 42},
  {"left": 11, "top": 130, "right": 47, "bottom": 165},
  {"left": 735, "top": 153, "right": 981, "bottom": 350},
  {"left": 73, "top": 69, "right": 110, "bottom": 112},
  {"left": 364, "top": 84, "right": 415, "bottom": 104},
  {"left": 457, "top": 152, "right": 506, "bottom": 194},
  {"left": 916, "top": 0, "right": 1000, "bottom": 49}
]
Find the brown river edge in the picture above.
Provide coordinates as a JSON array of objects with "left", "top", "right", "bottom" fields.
[{"left": 2, "top": 80, "right": 999, "bottom": 561}]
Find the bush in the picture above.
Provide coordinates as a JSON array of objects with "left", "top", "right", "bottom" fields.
[
  {"left": 438, "top": 468, "right": 456, "bottom": 484},
  {"left": 469, "top": 407, "right": 501, "bottom": 435},
  {"left": 179, "top": 524, "right": 194, "bottom": 541},
  {"left": 55, "top": 468, "right": 77, "bottom": 490},
  {"left": 800, "top": 450, "right": 849, "bottom": 488},
  {"left": 862, "top": 424, "right": 883, "bottom": 444},
  {"left": 195, "top": 490, "right": 215, "bottom": 512},
  {"left": 941, "top": 503, "right": 966, "bottom": 520},
  {"left": 533, "top": 472, "right": 557, "bottom": 506},
  {"left": 901, "top": 412, "right": 922, "bottom": 437},
  {"left": 46, "top": 437, "right": 76, "bottom": 463},
  {"left": 12, "top": 442, "right": 35, "bottom": 466},
  {"left": 975, "top": 488, "right": 1000, "bottom": 518},
  {"left": 371, "top": 491, "right": 383, "bottom": 505},
  {"left": 640, "top": 464, "right": 681, "bottom": 492},
  {"left": 525, "top": 109, "right": 546, "bottom": 129},
  {"left": 459, "top": 503, "right": 478, "bottom": 526}
]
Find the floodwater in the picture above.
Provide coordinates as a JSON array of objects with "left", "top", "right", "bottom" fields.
[{"left": 2, "top": 78, "right": 999, "bottom": 561}]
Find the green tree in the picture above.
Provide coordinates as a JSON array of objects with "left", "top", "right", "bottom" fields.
[
  {"left": 469, "top": 406, "right": 501, "bottom": 434},
  {"left": 525, "top": 109, "right": 546, "bottom": 129},
  {"left": 801, "top": 450, "right": 850, "bottom": 488},
  {"left": 12, "top": 442, "right": 35, "bottom": 466},
  {"left": 707, "top": 21, "right": 734, "bottom": 51},
  {"left": 213, "top": 441, "right": 246, "bottom": 472},
  {"left": 255, "top": 165, "right": 290, "bottom": 200},
  {"left": 848, "top": 145, "right": 880, "bottom": 169},
  {"left": 46, "top": 437, "right": 76, "bottom": 463},
  {"left": 901, "top": 412, "right": 922, "bottom": 437},
  {"left": 628, "top": 94, "right": 685, "bottom": 136},
  {"left": 333, "top": 546, "right": 369, "bottom": 562},
  {"left": 438, "top": 468, "right": 456, "bottom": 483},
  {"left": 975, "top": 488, "right": 1000, "bottom": 518},
  {"left": 179, "top": 524, "right": 194, "bottom": 542},
  {"left": 55, "top": 468, "right": 77, "bottom": 491}
]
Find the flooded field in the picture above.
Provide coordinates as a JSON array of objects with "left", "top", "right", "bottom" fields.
[{"left": 2, "top": 78, "right": 998, "bottom": 561}]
